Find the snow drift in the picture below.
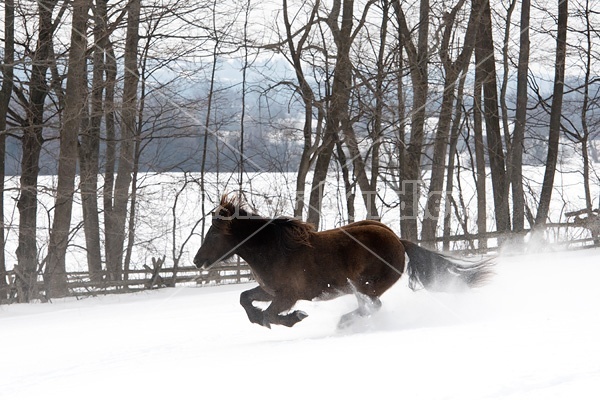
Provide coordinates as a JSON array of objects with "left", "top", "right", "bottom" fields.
[{"left": 1, "top": 248, "right": 599, "bottom": 400}]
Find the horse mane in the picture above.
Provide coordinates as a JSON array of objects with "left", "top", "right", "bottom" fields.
[
  {"left": 217, "top": 195, "right": 315, "bottom": 251},
  {"left": 271, "top": 217, "right": 315, "bottom": 251},
  {"left": 218, "top": 194, "right": 256, "bottom": 218}
]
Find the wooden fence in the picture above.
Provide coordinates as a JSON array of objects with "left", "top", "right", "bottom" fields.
[
  {"left": 2, "top": 258, "right": 254, "bottom": 303},
  {"left": 418, "top": 215, "right": 600, "bottom": 254},
  {"left": 67, "top": 262, "right": 255, "bottom": 295}
]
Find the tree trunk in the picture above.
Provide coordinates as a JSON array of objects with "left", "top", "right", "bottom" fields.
[
  {"left": 343, "top": 0, "right": 389, "bottom": 220},
  {"left": 420, "top": 75, "right": 455, "bottom": 246},
  {"left": 365, "top": 0, "right": 389, "bottom": 221},
  {"left": 282, "top": 0, "right": 321, "bottom": 219},
  {"left": 580, "top": 0, "right": 593, "bottom": 214},
  {"left": 307, "top": 0, "right": 355, "bottom": 228},
  {"left": 80, "top": 0, "right": 110, "bottom": 283},
  {"left": 394, "top": 0, "right": 429, "bottom": 242},
  {"left": 335, "top": 140, "right": 356, "bottom": 223},
  {"left": 45, "top": 0, "right": 90, "bottom": 298},
  {"left": 442, "top": 71, "right": 468, "bottom": 251},
  {"left": 473, "top": 62, "right": 487, "bottom": 250},
  {"left": 509, "top": 0, "right": 530, "bottom": 234},
  {"left": 103, "top": 41, "right": 117, "bottom": 264},
  {"left": 15, "top": 0, "right": 57, "bottom": 302},
  {"left": 0, "top": 0, "right": 15, "bottom": 300},
  {"left": 535, "top": 0, "right": 568, "bottom": 226},
  {"left": 343, "top": 124, "right": 379, "bottom": 220},
  {"left": 307, "top": 141, "right": 335, "bottom": 227},
  {"left": 294, "top": 106, "right": 321, "bottom": 219},
  {"left": 474, "top": 0, "right": 510, "bottom": 236},
  {"left": 500, "top": 0, "right": 517, "bottom": 156},
  {"left": 421, "top": 0, "right": 475, "bottom": 246},
  {"left": 124, "top": 128, "right": 141, "bottom": 283},
  {"left": 394, "top": 42, "right": 407, "bottom": 234},
  {"left": 338, "top": 2, "right": 389, "bottom": 222},
  {"left": 124, "top": 27, "right": 153, "bottom": 281},
  {"left": 200, "top": 1, "right": 220, "bottom": 240},
  {"left": 105, "top": 0, "right": 140, "bottom": 281}
]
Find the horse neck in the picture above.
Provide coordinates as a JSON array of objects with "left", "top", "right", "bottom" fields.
[{"left": 230, "top": 218, "right": 278, "bottom": 269}]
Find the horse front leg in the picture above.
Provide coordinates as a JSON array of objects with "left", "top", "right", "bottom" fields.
[
  {"left": 240, "top": 286, "right": 274, "bottom": 327},
  {"left": 263, "top": 294, "right": 308, "bottom": 329}
]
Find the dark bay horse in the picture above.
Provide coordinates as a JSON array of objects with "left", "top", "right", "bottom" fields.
[{"left": 193, "top": 196, "right": 494, "bottom": 329}]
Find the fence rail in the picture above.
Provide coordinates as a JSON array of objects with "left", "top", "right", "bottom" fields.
[
  {"left": 418, "top": 219, "right": 600, "bottom": 253},
  {"left": 2, "top": 261, "right": 255, "bottom": 303}
]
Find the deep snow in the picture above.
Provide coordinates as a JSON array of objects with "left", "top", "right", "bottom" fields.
[{"left": 1, "top": 248, "right": 599, "bottom": 400}]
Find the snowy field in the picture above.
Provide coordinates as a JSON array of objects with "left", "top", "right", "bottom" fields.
[{"left": 1, "top": 248, "right": 599, "bottom": 400}]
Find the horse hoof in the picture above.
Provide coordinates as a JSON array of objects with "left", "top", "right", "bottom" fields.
[
  {"left": 296, "top": 311, "right": 308, "bottom": 321},
  {"left": 337, "top": 311, "right": 362, "bottom": 330},
  {"left": 279, "top": 310, "right": 308, "bottom": 327},
  {"left": 337, "top": 317, "right": 353, "bottom": 330},
  {"left": 260, "top": 316, "right": 272, "bottom": 329}
]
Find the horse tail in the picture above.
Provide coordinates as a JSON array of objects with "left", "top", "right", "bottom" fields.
[{"left": 400, "top": 240, "right": 494, "bottom": 292}]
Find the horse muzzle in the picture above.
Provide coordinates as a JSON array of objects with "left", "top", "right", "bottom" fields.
[{"left": 193, "top": 258, "right": 210, "bottom": 270}]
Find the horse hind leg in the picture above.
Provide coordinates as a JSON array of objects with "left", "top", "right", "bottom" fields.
[
  {"left": 338, "top": 284, "right": 382, "bottom": 329},
  {"left": 357, "top": 292, "right": 382, "bottom": 315}
]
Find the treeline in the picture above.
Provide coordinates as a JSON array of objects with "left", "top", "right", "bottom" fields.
[{"left": 1, "top": 0, "right": 599, "bottom": 302}]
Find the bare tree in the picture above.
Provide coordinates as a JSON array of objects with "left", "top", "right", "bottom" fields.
[
  {"left": 472, "top": 54, "right": 487, "bottom": 249},
  {"left": 199, "top": 0, "right": 233, "bottom": 239},
  {"left": 575, "top": 0, "right": 595, "bottom": 215},
  {"left": 442, "top": 71, "right": 468, "bottom": 250},
  {"left": 103, "top": 29, "right": 118, "bottom": 271},
  {"left": 557, "top": 0, "right": 597, "bottom": 229},
  {"left": 393, "top": 0, "right": 430, "bottom": 241},
  {"left": 14, "top": 0, "right": 62, "bottom": 302},
  {"left": 44, "top": 0, "right": 90, "bottom": 297},
  {"left": 0, "top": 0, "right": 15, "bottom": 300},
  {"left": 509, "top": 0, "right": 531, "bottom": 235},
  {"left": 535, "top": 0, "right": 568, "bottom": 226},
  {"left": 105, "top": 0, "right": 141, "bottom": 281},
  {"left": 473, "top": 0, "right": 510, "bottom": 237},
  {"left": 279, "top": 0, "right": 322, "bottom": 219},
  {"left": 79, "top": 0, "right": 116, "bottom": 282},
  {"left": 307, "top": 0, "right": 373, "bottom": 228},
  {"left": 421, "top": 0, "right": 476, "bottom": 245},
  {"left": 342, "top": 0, "right": 394, "bottom": 222}
]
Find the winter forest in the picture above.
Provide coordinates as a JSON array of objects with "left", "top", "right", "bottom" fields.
[{"left": 1, "top": 0, "right": 600, "bottom": 303}]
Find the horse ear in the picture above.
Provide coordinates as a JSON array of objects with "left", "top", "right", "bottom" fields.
[
  {"left": 216, "top": 205, "right": 232, "bottom": 218},
  {"left": 215, "top": 196, "right": 236, "bottom": 220}
]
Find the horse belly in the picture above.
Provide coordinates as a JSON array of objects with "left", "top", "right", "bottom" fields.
[
  {"left": 313, "top": 284, "right": 349, "bottom": 301},
  {"left": 252, "top": 272, "right": 277, "bottom": 296}
]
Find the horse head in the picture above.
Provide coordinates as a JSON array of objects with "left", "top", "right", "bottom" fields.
[{"left": 193, "top": 196, "right": 239, "bottom": 269}]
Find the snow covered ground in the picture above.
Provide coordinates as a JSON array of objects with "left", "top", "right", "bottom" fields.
[{"left": 1, "top": 248, "right": 599, "bottom": 400}]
